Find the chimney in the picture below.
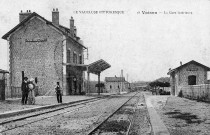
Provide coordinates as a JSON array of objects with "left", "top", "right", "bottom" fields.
[
  {"left": 74, "top": 26, "right": 77, "bottom": 37},
  {"left": 70, "top": 16, "right": 74, "bottom": 37},
  {"left": 180, "top": 61, "right": 182, "bottom": 66},
  {"left": 52, "top": 8, "right": 59, "bottom": 26},
  {"left": 19, "top": 10, "right": 32, "bottom": 22}
]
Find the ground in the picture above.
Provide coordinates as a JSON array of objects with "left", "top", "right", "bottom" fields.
[
  {"left": 149, "top": 95, "right": 210, "bottom": 135},
  {"left": 1, "top": 93, "right": 210, "bottom": 135}
]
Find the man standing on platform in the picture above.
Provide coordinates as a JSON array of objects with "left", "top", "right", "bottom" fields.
[
  {"left": 55, "top": 82, "right": 62, "bottom": 103},
  {"left": 21, "top": 77, "right": 29, "bottom": 105}
]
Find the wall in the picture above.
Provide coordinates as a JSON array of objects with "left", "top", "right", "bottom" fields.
[
  {"left": 170, "top": 73, "right": 175, "bottom": 95},
  {"left": 9, "top": 16, "right": 63, "bottom": 95},
  {"left": 63, "top": 37, "right": 84, "bottom": 95},
  {"left": 66, "top": 38, "right": 83, "bottom": 64},
  {"left": 105, "top": 81, "right": 127, "bottom": 94}
]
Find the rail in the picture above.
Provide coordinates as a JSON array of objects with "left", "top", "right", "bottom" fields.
[
  {"left": 0, "top": 97, "right": 107, "bottom": 133},
  {"left": 88, "top": 92, "right": 138, "bottom": 135}
]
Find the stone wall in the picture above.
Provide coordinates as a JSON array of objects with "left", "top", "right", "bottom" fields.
[
  {"left": 66, "top": 38, "right": 83, "bottom": 64},
  {"left": 9, "top": 17, "right": 63, "bottom": 95}
]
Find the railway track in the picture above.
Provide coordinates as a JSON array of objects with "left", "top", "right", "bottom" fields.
[
  {"left": 0, "top": 92, "right": 141, "bottom": 135},
  {"left": 88, "top": 92, "right": 140, "bottom": 135},
  {"left": 0, "top": 96, "right": 109, "bottom": 133}
]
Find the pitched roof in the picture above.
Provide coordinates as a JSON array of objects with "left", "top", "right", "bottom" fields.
[
  {"left": 105, "top": 77, "right": 125, "bottom": 82},
  {"left": 167, "top": 60, "right": 210, "bottom": 75},
  {"left": 2, "top": 12, "right": 86, "bottom": 49}
]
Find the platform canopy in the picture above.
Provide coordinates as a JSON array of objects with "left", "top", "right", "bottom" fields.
[{"left": 87, "top": 59, "right": 111, "bottom": 75}]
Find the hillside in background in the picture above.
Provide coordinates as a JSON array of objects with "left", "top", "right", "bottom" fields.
[
  {"left": 132, "top": 81, "right": 150, "bottom": 87},
  {"left": 155, "top": 77, "right": 170, "bottom": 83}
]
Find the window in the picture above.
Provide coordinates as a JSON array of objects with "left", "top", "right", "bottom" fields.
[
  {"left": 207, "top": 71, "right": 210, "bottom": 80},
  {"left": 188, "top": 75, "right": 196, "bottom": 85},
  {"left": 79, "top": 55, "right": 82, "bottom": 64},
  {"left": 67, "top": 50, "right": 71, "bottom": 63},
  {"left": 110, "top": 85, "right": 112, "bottom": 89},
  {"left": 73, "top": 52, "right": 77, "bottom": 64}
]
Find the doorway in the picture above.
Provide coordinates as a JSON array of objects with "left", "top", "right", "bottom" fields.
[
  {"left": 67, "top": 77, "right": 72, "bottom": 95},
  {"left": 188, "top": 75, "right": 196, "bottom": 85},
  {"left": 0, "top": 79, "right": 5, "bottom": 100}
]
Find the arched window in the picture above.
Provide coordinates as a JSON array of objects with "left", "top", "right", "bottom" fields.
[
  {"left": 73, "top": 52, "right": 77, "bottom": 64},
  {"left": 110, "top": 85, "right": 112, "bottom": 89},
  {"left": 188, "top": 75, "right": 196, "bottom": 85}
]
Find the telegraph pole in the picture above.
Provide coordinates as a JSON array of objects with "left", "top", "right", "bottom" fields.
[{"left": 121, "top": 69, "right": 123, "bottom": 93}]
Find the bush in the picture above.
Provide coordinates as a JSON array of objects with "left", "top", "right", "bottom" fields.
[
  {"left": 165, "top": 91, "right": 170, "bottom": 95},
  {"left": 178, "top": 90, "right": 183, "bottom": 97},
  {"left": 80, "top": 91, "right": 86, "bottom": 95},
  {"left": 159, "top": 90, "right": 170, "bottom": 95}
]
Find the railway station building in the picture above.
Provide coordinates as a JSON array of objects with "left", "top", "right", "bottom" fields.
[
  {"left": 2, "top": 9, "right": 87, "bottom": 96},
  {"left": 105, "top": 77, "right": 130, "bottom": 94},
  {"left": 167, "top": 60, "right": 210, "bottom": 96}
]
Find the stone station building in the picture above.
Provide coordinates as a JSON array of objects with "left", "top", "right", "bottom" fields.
[
  {"left": 2, "top": 9, "right": 87, "bottom": 96},
  {"left": 105, "top": 77, "right": 130, "bottom": 94},
  {"left": 167, "top": 60, "right": 210, "bottom": 96}
]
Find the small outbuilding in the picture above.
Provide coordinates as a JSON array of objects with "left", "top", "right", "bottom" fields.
[
  {"left": 105, "top": 77, "right": 129, "bottom": 94},
  {"left": 167, "top": 60, "right": 210, "bottom": 96}
]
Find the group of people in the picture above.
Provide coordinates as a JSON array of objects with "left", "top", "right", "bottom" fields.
[
  {"left": 21, "top": 77, "right": 36, "bottom": 105},
  {"left": 21, "top": 77, "right": 63, "bottom": 105}
]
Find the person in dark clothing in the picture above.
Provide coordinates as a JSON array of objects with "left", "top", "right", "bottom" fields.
[
  {"left": 55, "top": 82, "right": 62, "bottom": 103},
  {"left": 21, "top": 77, "right": 29, "bottom": 105}
]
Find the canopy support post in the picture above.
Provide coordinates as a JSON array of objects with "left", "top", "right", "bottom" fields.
[
  {"left": 98, "top": 72, "right": 101, "bottom": 95},
  {"left": 87, "top": 66, "right": 90, "bottom": 95}
]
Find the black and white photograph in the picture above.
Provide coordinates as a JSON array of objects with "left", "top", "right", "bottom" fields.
[{"left": 0, "top": 0, "right": 210, "bottom": 134}]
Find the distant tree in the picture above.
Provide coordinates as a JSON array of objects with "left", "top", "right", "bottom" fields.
[
  {"left": 149, "top": 81, "right": 170, "bottom": 95},
  {"left": 149, "top": 81, "right": 159, "bottom": 95}
]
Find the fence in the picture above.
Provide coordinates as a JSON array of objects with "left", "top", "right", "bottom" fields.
[{"left": 181, "top": 84, "right": 210, "bottom": 102}]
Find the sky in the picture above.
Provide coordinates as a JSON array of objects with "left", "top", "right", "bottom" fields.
[{"left": 0, "top": 0, "right": 210, "bottom": 82}]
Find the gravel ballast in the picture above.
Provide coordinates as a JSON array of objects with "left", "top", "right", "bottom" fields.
[{"left": 1, "top": 93, "right": 136, "bottom": 135}]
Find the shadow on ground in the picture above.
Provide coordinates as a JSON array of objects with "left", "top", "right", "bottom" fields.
[{"left": 164, "top": 110, "right": 204, "bottom": 124}]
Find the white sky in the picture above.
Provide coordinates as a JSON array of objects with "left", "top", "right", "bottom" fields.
[{"left": 0, "top": 0, "right": 210, "bottom": 82}]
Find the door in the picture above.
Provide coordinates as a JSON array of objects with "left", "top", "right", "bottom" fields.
[
  {"left": 67, "top": 77, "right": 72, "bottom": 95},
  {"left": 0, "top": 79, "right": 5, "bottom": 100}
]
